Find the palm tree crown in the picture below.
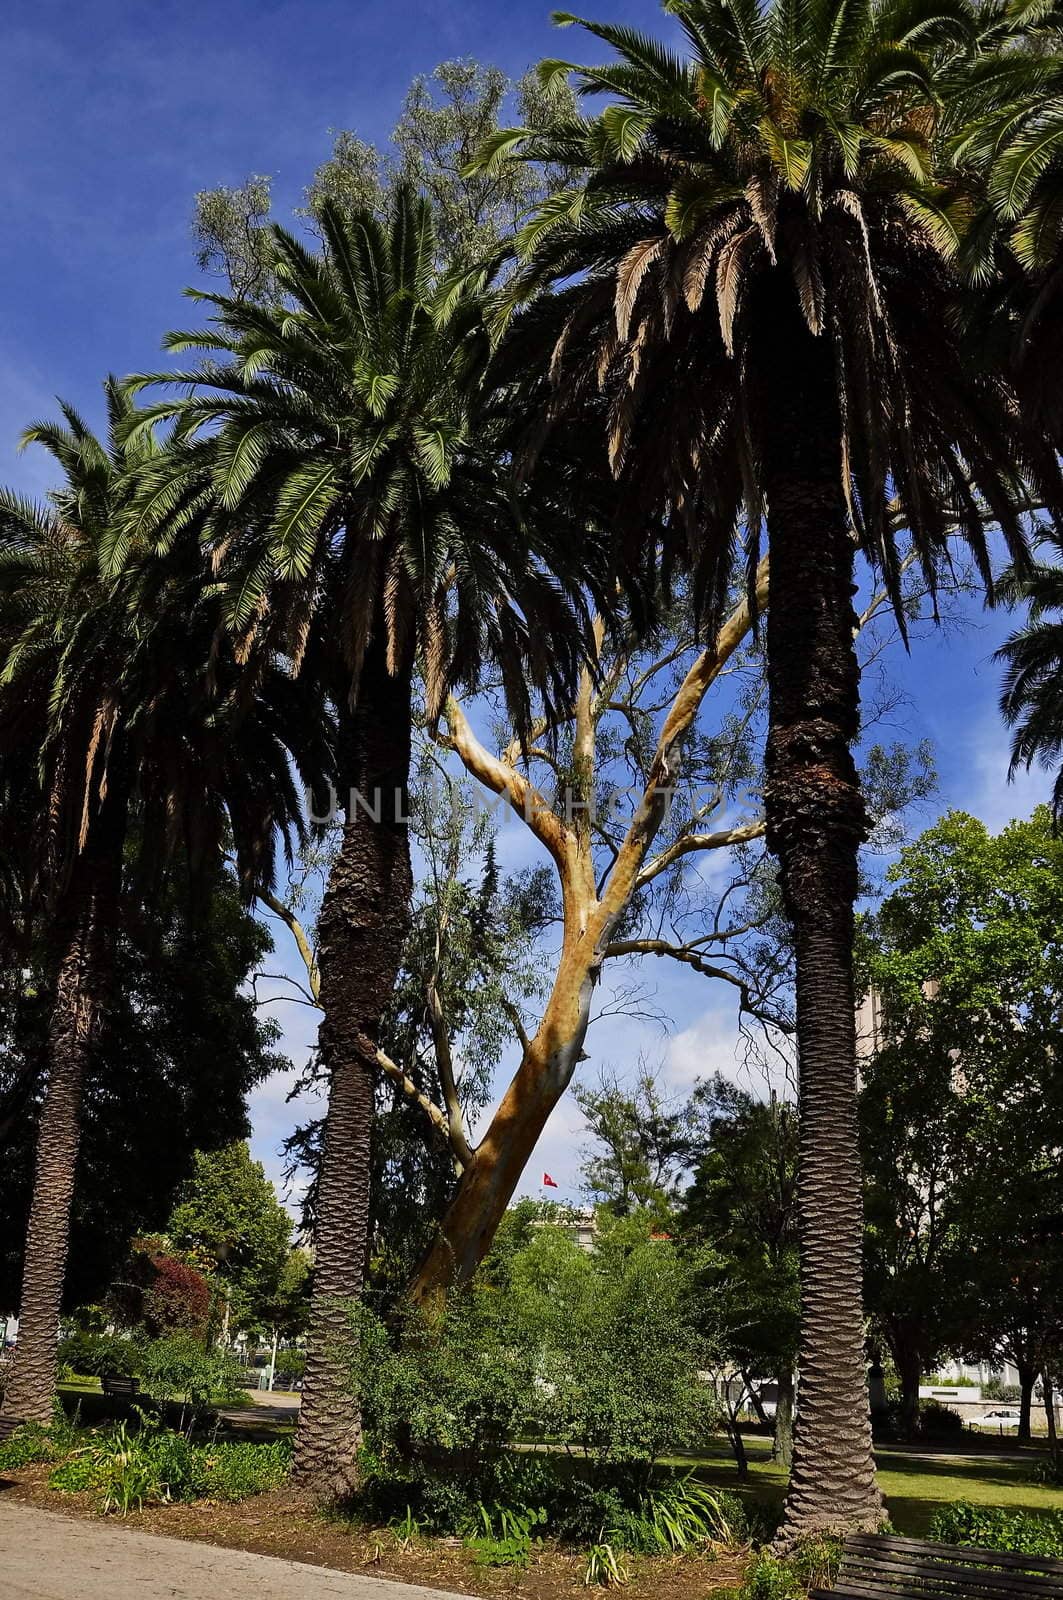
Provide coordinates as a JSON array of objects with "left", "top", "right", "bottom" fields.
[
  {"left": 128, "top": 186, "right": 603, "bottom": 731},
  {"left": 998, "top": 528, "right": 1063, "bottom": 816},
  {"left": 0, "top": 380, "right": 327, "bottom": 905},
  {"left": 484, "top": 0, "right": 1063, "bottom": 621}
]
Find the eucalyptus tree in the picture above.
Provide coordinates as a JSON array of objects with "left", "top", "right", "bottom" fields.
[
  {"left": 474, "top": 0, "right": 1063, "bottom": 1539},
  {"left": 0, "top": 384, "right": 328, "bottom": 1433},
  {"left": 129, "top": 188, "right": 607, "bottom": 1499}
]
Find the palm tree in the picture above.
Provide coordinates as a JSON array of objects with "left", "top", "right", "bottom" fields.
[
  {"left": 965, "top": 0, "right": 1063, "bottom": 440},
  {"left": 997, "top": 529, "right": 1063, "bottom": 810},
  {"left": 0, "top": 384, "right": 329, "bottom": 1433},
  {"left": 477, "top": 0, "right": 1063, "bottom": 1539},
  {"left": 129, "top": 186, "right": 603, "bottom": 1499}
]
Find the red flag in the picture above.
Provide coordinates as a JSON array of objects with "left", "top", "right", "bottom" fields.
[{"left": 542, "top": 1172, "right": 559, "bottom": 1189}]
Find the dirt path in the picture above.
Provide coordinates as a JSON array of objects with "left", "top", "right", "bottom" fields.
[{"left": 0, "top": 1500, "right": 475, "bottom": 1600}]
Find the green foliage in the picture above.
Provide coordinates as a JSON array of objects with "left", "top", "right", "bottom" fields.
[
  {"left": 467, "top": 1503, "right": 546, "bottom": 1568},
  {"left": 135, "top": 1332, "right": 243, "bottom": 1419},
  {"left": 606, "top": 1476, "right": 742, "bottom": 1554},
  {"left": 57, "top": 1331, "right": 139, "bottom": 1379},
  {"left": 930, "top": 1503, "right": 1063, "bottom": 1560},
  {"left": 484, "top": 0, "right": 1062, "bottom": 644},
  {"left": 917, "top": 1401, "right": 965, "bottom": 1440},
  {"left": 47, "top": 1418, "right": 289, "bottom": 1512},
  {"left": 682, "top": 1077, "right": 799, "bottom": 1402},
  {"left": 720, "top": 1539, "right": 841, "bottom": 1599},
  {"left": 576, "top": 1061, "right": 690, "bottom": 1220},
  {"left": 860, "top": 808, "right": 1063, "bottom": 1416},
  {"left": 0, "top": 1423, "right": 65, "bottom": 1469},
  {"left": 583, "top": 1543, "right": 630, "bottom": 1587},
  {"left": 167, "top": 1142, "right": 294, "bottom": 1337},
  {"left": 348, "top": 1225, "right": 723, "bottom": 1547}
]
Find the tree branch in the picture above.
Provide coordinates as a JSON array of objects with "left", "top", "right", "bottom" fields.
[
  {"left": 258, "top": 887, "right": 321, "bottom": 1004},
  {"left": 375, "top": 1047, "right": 467, "bottom": 1174},
  {"left": 604, "top": 937, "right": 793, "bottom": 1033},
  {"left": 635, "top": 821, "right": 767, "bottom": 891}
]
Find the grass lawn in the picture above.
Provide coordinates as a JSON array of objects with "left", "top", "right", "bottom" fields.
[{"left": 677, "top": 1436, "right": 1063, "bottom": 1536}]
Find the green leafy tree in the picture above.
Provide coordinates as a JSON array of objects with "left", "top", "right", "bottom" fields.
[
  {"left": 477, "top": 0, "right": 1063, "bottom": 1537},
  {"left": 168, "top": 1143, "right": 292, "bottom": 1338},
  {"left": 194, "top": 58, "right": 578, "bottom": 295},
  {"left": 860, "top": 807, "right": 1063, "bottom": 1443},
  {"left": 132, "top": 187, "right": 604, "bottom": 1499},
  {"left": 681, "top": 1077, "right": 799, "bottom": 1465},
  {"left": 0, "top": 859, "right": 287, "bottom": 1320},
  {"left": 576, "top": 1059, "right": 691, "bottom": 1221}
]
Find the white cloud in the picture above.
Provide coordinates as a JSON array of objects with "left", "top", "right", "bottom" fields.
[{"left": 959, "top": 713, "right": 1052, "bottom": 833}]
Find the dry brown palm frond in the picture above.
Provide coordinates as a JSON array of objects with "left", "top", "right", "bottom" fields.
[
  {"left": 383, "top": 540, "right": 413, "bottom": 677},
  {"left": 421, "top": 590, "right": 448, "bottom": 727},
  {"left": 716, "top": 226, "right": 760, "bottom": 355},
  {"left": 615, "top": 236, "right": 665, "bottom": 343},
  {"left": 745, "top": 174, "right": 779, "bottom": 262},
  {"left": 683, "top": 211, "right": 744, "bottom": 314}
]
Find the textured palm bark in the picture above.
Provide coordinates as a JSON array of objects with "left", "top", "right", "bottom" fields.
[
  {"left": 292, "top": 636, "right": 414, "bottom": 1502},
  {"left": 0, "top": 848, "right": 117, "bottom": 1436},
  {"left": 758, "top": 297, "right": 883, "bottom": 1542}
]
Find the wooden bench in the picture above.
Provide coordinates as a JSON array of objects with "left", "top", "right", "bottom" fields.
[
  {"left": 100, "top": 1373, "right": 140, "bottom": 1398},
  {"left": 810, "top": 1532, "right": 1063, "bottom": 1598}
]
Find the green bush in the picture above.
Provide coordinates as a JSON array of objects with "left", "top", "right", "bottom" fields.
[
  {"left": 350, "top": 1223, "right": 716, "bottom": 1483},
  {"left": 57, "top": 1331, "right": 139, "bottom": 1379},
  {"left": 930, "top": 1503, "right": 1063, "bottom": 1560},
  {"left": 467, "top": 1503, "right": 546, "bottom": 1569},
  {"left": 0, "top": 1403, "right": 81, "bottom": 1470},
  {"left": 136, "top": 1333, "right": 243, "bottom": 1421},
  {"left": 46, "top": 1418, "right": 290, "bottom": 1512},
  {"left": 718, "top": 1538, "right": 841, "bottom": 1599},
  {"left": 203, "top": 1440, "right": 290, "bottom": 1500},
  {"left": 347, "top": 1223, "right": 724, "bottom": 1552},
  {"left": 918, "top": 1400, "right": 965, "bottom": 1439},
  {"left": 0, "top": 1424, "right": 64, "bottom": 1469}
]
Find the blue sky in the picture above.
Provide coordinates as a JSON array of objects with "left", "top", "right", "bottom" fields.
[{"left": 2, "top": 0, "right": 1052, "bottom": 1208}]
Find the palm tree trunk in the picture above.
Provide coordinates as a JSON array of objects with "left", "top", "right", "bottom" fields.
[
  {"left": 757, "top": 302, "right": 883, "bottom": 1542},
  {"left": 0, "top": 837, "right": 120, "bottom": 1436},
  {"left": 292, "top": 635, "right": 414, "bottom": 1502}
]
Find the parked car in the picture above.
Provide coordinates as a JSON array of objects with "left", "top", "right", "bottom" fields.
[{"left": 974, "top": 1407, "right": 1023, "bottom": 1429}]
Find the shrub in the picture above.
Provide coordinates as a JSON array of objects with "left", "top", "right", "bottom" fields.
[
  {"left": 58, "top": 1331, "right": 140, "bottom": 1379},
  {"left": 719, "top": 1538, "right": 841, "bottom": 1599},
  {"left": 203, "top": 1439, "right": 290, "bottom": 1500},
  {"left": 350, "top": 1224, "right": 716, "bottom": 1491},
  {"left": 0, "top": 1403, "right": 81, "bottom": 1470},
  {"left": 136, "top": 1333, "right": 242, "bottom": 1424},
  {"left": 0, "top": 1424, "right": 64, "bottom": 1470},
  {"left": 605, "top": 1475, "right": 741, "bottom": 1554},
  {"left": 46, "top": 1418, "right": 290, "bottom": 1512},
  {"left": 918, "top": 1401, "right": 965, "bottom": 1439},
  {"left": 983, "top": 1378, "right": 1021, "bottom": 1403},
  {"left": 930, "top": 1503, "right": 1063, "bottom": 1560},
  {"left": 467, "top": 1503, "right": 546, "bottom": 1569},
  {"left": 110, "top": 1240, "right": 212, "bottom": 1338}
]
